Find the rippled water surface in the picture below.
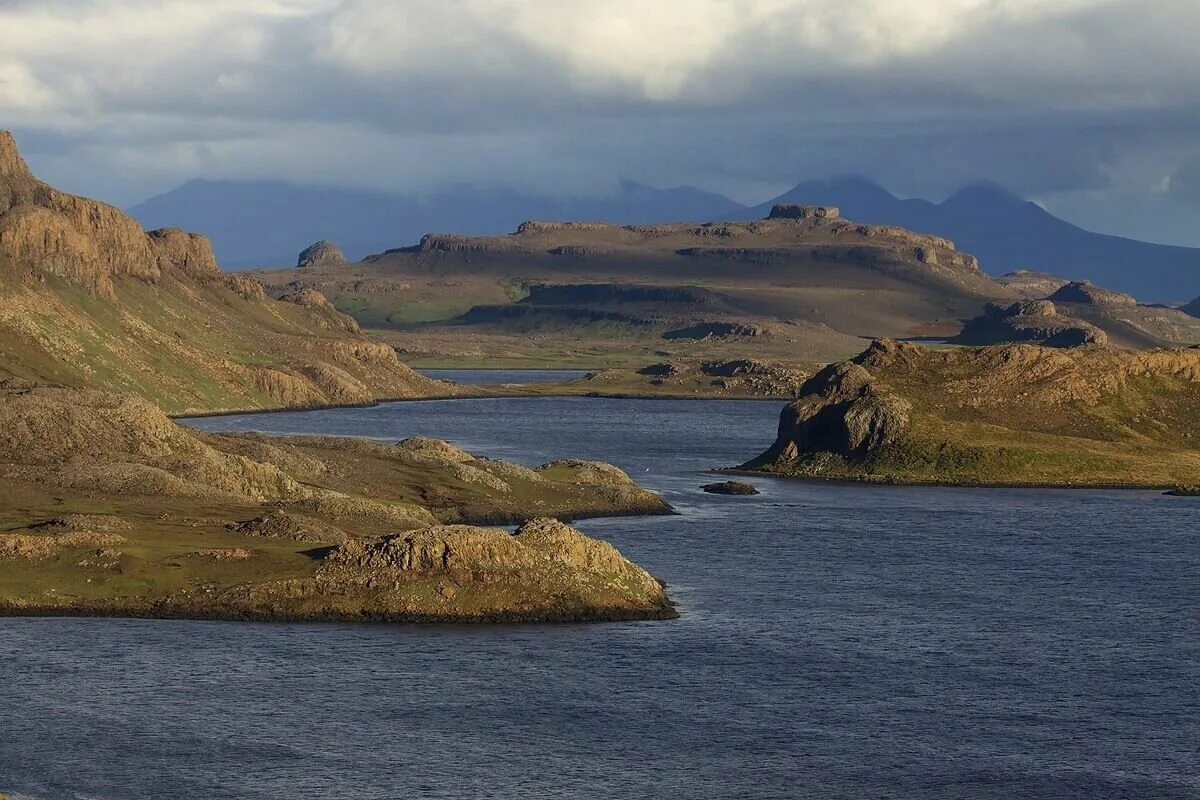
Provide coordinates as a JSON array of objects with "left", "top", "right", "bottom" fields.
[{"left": 2, "top": 386, "right": 1198, "bottom": 799}]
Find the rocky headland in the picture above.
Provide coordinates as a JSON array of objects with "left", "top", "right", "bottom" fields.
[
  {"left": 739, "top": 338, "right": 1200, "bottom": 487},
  {"left": 0, "top": 383, "right": 674, "bottom": 622}
]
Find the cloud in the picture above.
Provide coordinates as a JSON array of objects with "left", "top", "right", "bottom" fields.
[
  {"left": 1168, "top": 155, "right": 1200, "bottom": 205},
  {"left": 2, "top": 0, "right": 1199, "bottom": 222}
]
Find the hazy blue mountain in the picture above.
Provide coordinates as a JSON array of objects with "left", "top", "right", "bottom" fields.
[
  {"left": 129, "top": 179, "right": 742, "bottom": 268},
  {"left": 742, "top": 177, "right": 1200, "bottom": 302}
]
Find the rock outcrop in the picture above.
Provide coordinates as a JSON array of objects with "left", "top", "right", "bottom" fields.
[
  {"left": 952, "top": 300, "right": 1107, "bottom": 348},
  {"left": 229, "top": 511, "right": 348, "bottom": 544},
  {"left": 0, "top": 131, "right": 218, "bottom": 297},
  {"left": 147, "top": 227, "right": 219, "bottom": 275},
  {"left": 1049, "top": 280, "right": 1137, "bottom": 308},
  {"left": 744, "top": 358, "right": 912, "bottom": 469},
  {"left": 297, "top": 240, "right": 347, "bottom": 268},
  {"left": 277, "top": 287, "right": 360, "bottom": 333},
  {"left": 701, "top": 481, "right": 759, "bottom": 495}
]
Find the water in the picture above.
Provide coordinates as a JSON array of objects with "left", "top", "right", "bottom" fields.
[
  {"left": 418, "top": 368, "right": 590, "bottom": 385},
  {"left": 3, "top": 386, "right": 1199, "bottom": 799}
]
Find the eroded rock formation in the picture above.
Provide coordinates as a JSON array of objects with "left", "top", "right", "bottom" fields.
[{"left": 297, "top": 240, "right": 347, "bottom": 268}]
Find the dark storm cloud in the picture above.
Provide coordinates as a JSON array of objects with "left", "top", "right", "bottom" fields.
[{"left": 2, "top": 0, "right": 1199, "bottom": 242}]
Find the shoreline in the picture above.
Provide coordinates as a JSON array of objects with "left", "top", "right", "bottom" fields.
[
  {"left": 0, "top": 602, "right": 680, "bottom": 626},
  {"left": 172, "top": 388, "right": 784, "bottom": 420},
  {"left": 717, "top": 467, "right": 1186, "bottom": 492}
]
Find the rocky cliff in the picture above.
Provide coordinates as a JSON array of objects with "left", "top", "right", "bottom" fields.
[{"left": 0, "top": 131, "right": 454, "bottom": 414}]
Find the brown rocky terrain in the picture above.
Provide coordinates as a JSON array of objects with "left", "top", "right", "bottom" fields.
[
  {"left": 253, "top": 203, "right": 1013, "bottom": 366},
  {"left": 254, "top": 200, "right": 1200, "bottom": 368},
  {"left": 0, "top": 382, "right": 674, "bottom": 622},
  {"left": 740, "top": 338, "right": 1200, "bottom": 486},
  {"left": 0, "top": 131, "right": 458, "bottom": 414}
]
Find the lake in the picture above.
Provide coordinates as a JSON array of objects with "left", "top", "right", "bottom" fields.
[{"left": 2, "top": 382, "right": 1197, "bottom": 799}]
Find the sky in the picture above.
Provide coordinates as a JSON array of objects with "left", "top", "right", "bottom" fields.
[{"left": 2, "top": 0, "right": 1199, "bottom": 245}]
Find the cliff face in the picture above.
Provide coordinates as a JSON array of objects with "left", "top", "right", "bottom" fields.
[
  {"left": 0, "top": 130, "right": 455, "bottom": 414},
  {"left": 0, "top": 131, "right": 172, "bottom": 295},
  {"left": 741, "top": 338, "right": 1200, "bottom": 487}
]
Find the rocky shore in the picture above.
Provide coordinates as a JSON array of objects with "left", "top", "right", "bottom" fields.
[{"left": 0, "top": 384, "right": 675, "bottom": 623}]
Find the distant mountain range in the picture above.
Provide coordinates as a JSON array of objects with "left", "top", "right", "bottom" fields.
[
  {"left": 741, "top": 177, "right": 1200, "bottom": 302},
  {"left": 130, "top": 175, "right": 1200, "bottom": 301},
  {"left": 128, "top": 179, "right": 739, "bottom": 268}
]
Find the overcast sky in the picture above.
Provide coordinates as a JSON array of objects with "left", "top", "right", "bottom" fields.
[{"left": 2, "top": 0, "right": 1199, "bottom": 244}]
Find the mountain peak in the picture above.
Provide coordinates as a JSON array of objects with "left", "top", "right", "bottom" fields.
[
  {"left": 943, "top": 180, "right": 1025, "bottom": 206},
  {"left": 774, "top": 174, "right": 899, "bottom": 207},
  {"left": 0, "top": 130, "right": 34, "bottom": 181}
]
